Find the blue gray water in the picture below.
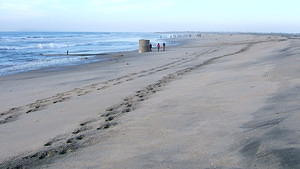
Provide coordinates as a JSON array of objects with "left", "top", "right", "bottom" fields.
[{"left": 0, "top": 32, "right": 171, "bottom": 76}]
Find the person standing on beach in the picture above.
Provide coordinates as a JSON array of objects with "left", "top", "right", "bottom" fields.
[
  {"left": 157, "top": 43, "right": 160, "bottom": 52},
  {"left": 149, "top": 43, "right": 152, "bottom": 52},
  {"left": 163, "top": 43, "right": 166, "bottom": 51}
]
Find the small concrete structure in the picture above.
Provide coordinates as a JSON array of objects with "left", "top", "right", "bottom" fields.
[{"left": 139, "top": 39, "right": 150, "bottom": 53}]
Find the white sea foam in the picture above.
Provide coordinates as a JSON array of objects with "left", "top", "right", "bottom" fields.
[{"left": 0, "top": 42, "right": 104, "bottom": 50}]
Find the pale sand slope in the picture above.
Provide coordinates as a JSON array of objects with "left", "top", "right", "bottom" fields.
[{"left": 1, "top": 34, "right": 300, "bottom": 169}]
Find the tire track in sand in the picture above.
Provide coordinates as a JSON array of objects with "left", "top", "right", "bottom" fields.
[
  {"left": 0, "top": 49, "right": 218, "bottom": 125},
  {"left": 0, "top": 44, "right": 252, "bottom": 169}
]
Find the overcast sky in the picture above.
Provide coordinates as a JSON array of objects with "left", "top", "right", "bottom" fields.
[{"left": 0, "top": 0, "right": 299, "bottom": 33}]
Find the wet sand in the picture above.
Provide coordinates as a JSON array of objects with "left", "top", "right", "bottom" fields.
[{"left": 1, "top": 33, "right": 300, "bottom": 169}]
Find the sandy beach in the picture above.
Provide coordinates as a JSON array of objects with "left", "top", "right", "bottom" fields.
[{"left": 1, "top": 33, "right": 300, "bottom": 169}]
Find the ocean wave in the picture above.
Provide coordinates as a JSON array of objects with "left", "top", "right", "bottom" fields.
[
  {"left": 0, "top": 41, "right": 107, "bottom": 50},
  {"left": 0, "top": 65, "right": 12, "bottom": 69},
  {"left": 0, "top": 55, "right": 97, "bottom": 76},
  {"left": 0, "top": 39, "right": 141, "bottom": 51},
  {"left": 0, "top": 43, "right": 74, "bottom": 50},
  {"left": 37, "top": 43, "right": 72, "bottom": 49},
  {"left": 0, "top": 46, "right": 19, "bottom": 50},
  {"left": 0, "top": 45, "right": 41, "bottom": 50},
  {"left": 26, "top": 36, "right": 46, "bottom": 39}
]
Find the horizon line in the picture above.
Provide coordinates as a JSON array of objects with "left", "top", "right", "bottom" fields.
[{"left": 0, "top": 31, "right": 299, "bottom": 35}]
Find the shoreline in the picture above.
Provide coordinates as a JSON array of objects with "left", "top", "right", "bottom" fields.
[
  {"left": 0, "top": 31, "right": 175, "bottom": 77},
  {"left": 0, "top": 38, "right": 184, "bottom": 79},
  {"left": 0, "top": 50, "right": 136, "bottom": 80},
  {"left": 1, "top": 32, "right": 298, "bottom": 78}
]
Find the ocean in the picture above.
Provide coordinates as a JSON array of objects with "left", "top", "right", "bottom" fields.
[{"left": 0, "top": 32, "right": 171, "bottom": 76}]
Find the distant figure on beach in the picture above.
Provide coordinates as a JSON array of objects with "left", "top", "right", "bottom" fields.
[
  {"left": 149, "top": 43, "right": 152, "bottom": 52},
  {"left": 67, "top": 50, "right": 69, "bottom": 55},
  {"left": 157, "top": 43, "right": 160, "bottom": 52},
  {"left": 163, "top": 43, "right": 166, "bottom": 51}
]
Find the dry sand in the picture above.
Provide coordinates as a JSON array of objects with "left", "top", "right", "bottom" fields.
[{"left": 1, "top": 33, "right": 300, "bottom": 169}]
